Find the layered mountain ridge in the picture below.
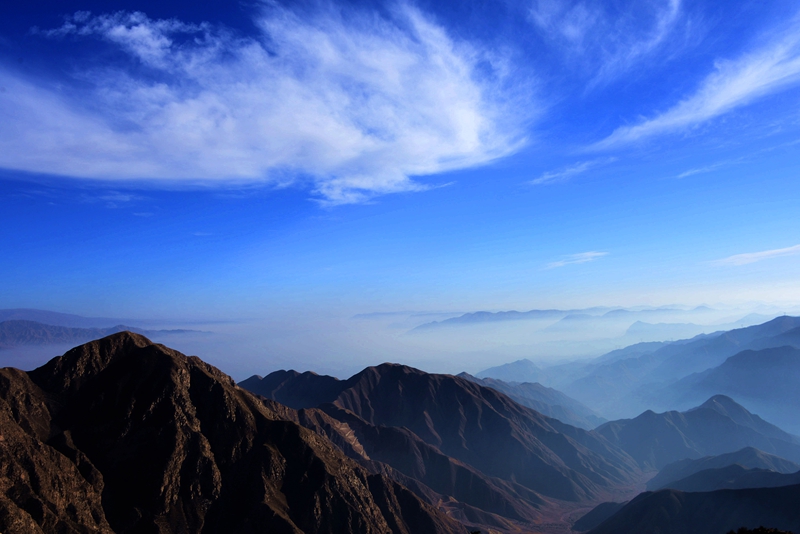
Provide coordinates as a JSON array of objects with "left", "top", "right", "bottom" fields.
[{"left": 241, "top": 363, "right": 642, "bottom": 507}]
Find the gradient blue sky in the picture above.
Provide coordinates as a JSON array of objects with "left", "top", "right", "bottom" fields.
[{"left": 2, "top": 0, "right": 800, "bottom": 336}]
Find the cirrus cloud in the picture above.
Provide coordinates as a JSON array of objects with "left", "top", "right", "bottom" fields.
[
  {"left": 0, "top": 6, "right": 530, "bottom": 204},
  {"left": 711, "top": 244, "right": 800, "bottom": 266},
  {"left": 545, "top": 251, "right": 608, "bottom": 269},
  {"left": 592, "top": 13, "right": 800, "bottom": 149}
]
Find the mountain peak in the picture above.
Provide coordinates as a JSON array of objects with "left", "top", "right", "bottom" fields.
[{"left": 28, "top": 331, "right": 158, "bottom": 394}]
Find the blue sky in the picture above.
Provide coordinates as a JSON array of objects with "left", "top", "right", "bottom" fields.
[{"left": 2, "top": 0, "right": 800, "bottom": 374}]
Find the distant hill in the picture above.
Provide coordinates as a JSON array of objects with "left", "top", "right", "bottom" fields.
[
  {"left": 412, "top": 308, "right": 574, "bottom": 330},
  {"left": 648, "top": 447, "right": 800, "bottom": 490},
  {"left": 662, "top": 464, "right": 800, "bottom": 493},
  {"left": 456, "top": 373, "right": 605, "bottom": 429},
  {"left": 0, "top": 308, "right": 131, "bottom": 328},
  {"left": 586, "top": 484, "right": 800, "bottom": 534},
  {"left": 475, "top": 358, "right": 549, "bottom": 384},
  {"left": 241, "top": 365, "right": 641, "bottom": 505},
  {"left": 0, "top": 320, "right": 200, "bottom": 349},
  {"left": 596, "top": 395, "right": 800, "bottom": 470}
]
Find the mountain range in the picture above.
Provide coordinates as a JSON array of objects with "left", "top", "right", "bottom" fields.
[
  {"left": 240, "top": 365, "right": 642, "bottom": 505},
  {"left": 2, "top": 329, "right": 799, "bottom": 534},
  {"left": 0, "top": 332, "right": 467, "bottom": 534},
  {"left": 477, "top": 316, "right": 800, "bottom": 432}
]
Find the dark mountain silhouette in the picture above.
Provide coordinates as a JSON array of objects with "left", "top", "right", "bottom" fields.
[
  {"left": 586, "top": 484, "right": 800, "bottom": 534},
  {"left": 241, "top": 365, "right": 641, "bottom": 504},
  {"left": 672, "top": 346, "right": 800, "bottom": 432},
  {"left": 456, "top": 373, "right": 605, "bottom": 429},
  {"left": 596, "top": 396, "right": 800, "bottom": 470},
  {"left": 647, "top": 447, "right": 800, "bottom": 490},
  {"left": 0, "top": 320, "right": 198, "bottom": 349},
  {"left": 661, "top": 464, "right": 800, "bottom": 492},
  {"left": 0, "top": 332, "right": 467, "bottom": 534}
]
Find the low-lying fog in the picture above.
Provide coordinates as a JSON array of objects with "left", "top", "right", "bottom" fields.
[{"left": 25, "top": 303, "right": 788, "bottom": 383}]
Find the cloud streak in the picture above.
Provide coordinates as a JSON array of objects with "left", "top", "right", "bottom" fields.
[
  {"left": 0, "top": 6, "right": 529, "bottom": 204},
  {"left": 531, "top": 157, "right": 615, "bottom": 185},
  {"left": 593, "top": 14, "right": 800, "bottom": 149},
  {"left": 545, "top": 251, "right": 608, "bottom": 269},
  {"left": 711, "top": 245, "right": 800, "bottom": 266}
]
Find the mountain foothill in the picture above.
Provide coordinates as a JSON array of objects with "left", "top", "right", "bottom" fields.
[{"left": 1, "top": 313, "right": 800, "bottom": 533}]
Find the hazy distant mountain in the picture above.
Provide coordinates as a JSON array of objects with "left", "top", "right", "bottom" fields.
[
  {"left": 0, "top": 320, "right": 198, "bottom": 349},
  {"left": 586, "top": 484, "right": 800, "bottom": 534},
  {"left": 456, "top": 373, "right": 606, "bottom": 429},
  {"left": 413, "top": 306, "right": 720, "bottom": 331},
  {"left": 647, "top": 447, "right": 800, "bottom": 490},
  {"left": 596, "top": 395, "right": 800, "bottom": 470},
  {"left": 0, "top": 333, "right": 465, "bottom": 534},
  {"left": 593, "top": 341, "right": 671, "bottom": 364},
  {"left": 563, "top": 316, "right": 800, "bottom": 418},
  {"left": 671, "top": 346, "right": 800, "bottom": 432},
  {"left": 411, "top": 308, "right": 575, "bottom": 329},
  {"left": 643, "top": 316, "right": 800, "bottom": 383},
  {"left": 0, "top": 308, "right": 131, "bottom": 328},
  {"left": 475, "top": 358, "right": 549, "bottom": 383},
  {"left": 661, "top": 464, "right": 800, "bottom": 492},
  {"left": 241, "top": 365, "right": 641, "bottom": 504},
  {"left": 624, "top": 321, "right": 710, "bottom": 341}
]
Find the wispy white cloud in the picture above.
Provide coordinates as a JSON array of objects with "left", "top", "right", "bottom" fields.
[
  {"left": 593, "top": 14, "right": 800, "bottom": 149},
  {"left": 528, "top": 0, "right": 682, "bottom": 82},
  {"left": 711, "top": 245, "right": 800, "bottom": 266},
  {"left": 1, "top": 6, "right": 530, "bottom": 204},
  {"left": 545, "top": 251, "right": 608, "bottom": 269},
  {"left": 531, "top": 157, "right": 615, "bottom": 185},
  {"left": 676, "top": 159, "right": 740, "bottom": 179}
]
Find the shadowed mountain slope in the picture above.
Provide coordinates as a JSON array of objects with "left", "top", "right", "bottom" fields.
[
  {"left": 647, "top": 447, "right": 800, "bottom": 490},
  {"left": 586, "top": 484, "right": 800, "bottom": 534},
  {"left": 0, "top": 333, "right": 467, "bottom": 534},
  {"left": 456, "top": 373, "right": 605, "bottom": 429},
  {"left": 241, "top": 364, "right": 641, "bottom": 504},
  {"left": 596, "top": 396, "right": 800, "bottom": 470}
]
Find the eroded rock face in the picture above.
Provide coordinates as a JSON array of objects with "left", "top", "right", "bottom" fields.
[{"left": 0, "top": 332, "right": 467, "bottom": 534}]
